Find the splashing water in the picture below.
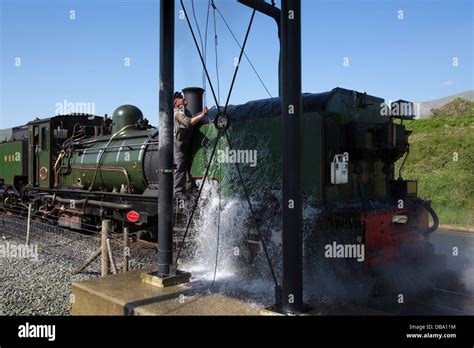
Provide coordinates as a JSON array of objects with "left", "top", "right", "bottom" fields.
[
  {"left": 179, "top": 180, "right": 275, "bottom": 306},
  {"left": 176, "top": 172, "right": 474, "bottom": 314},
  {"left": 460, "top": 245, "right": 474, "bottom": 293},
  {"left": 177, "top": 176, "right": 332, "bottom": 307}
]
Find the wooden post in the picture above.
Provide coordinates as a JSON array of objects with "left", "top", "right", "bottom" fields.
[
  {"left": 73, "top": 248, "right": 101, "bottom": 275},
  {"left": 123, "top": 226, "right": 129, "bottom": 272},
  {"left": 101, "top": 219, "right": 110, "bottom": 276},
  {"left": 26, "top": 203, "right": 32, "bottom": 245}
]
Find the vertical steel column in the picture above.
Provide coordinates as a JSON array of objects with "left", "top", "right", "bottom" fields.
[
  {"left": 157, "top": 0, "right": 175, "bottom": 276},
  {"left": 280, "top": 0, "right": 303, "bottom": 313}
]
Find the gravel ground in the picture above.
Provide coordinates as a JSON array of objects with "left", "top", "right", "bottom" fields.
[{"left": 0, "top": 215, "right": 157, "bottom": 315}]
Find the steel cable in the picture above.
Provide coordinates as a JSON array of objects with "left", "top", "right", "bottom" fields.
[
  {"left": 213, "top": 2, "right": 273, "bottom": 98},
  {"left": 178, "top": 0, "right": 279, "bottom": 289}
]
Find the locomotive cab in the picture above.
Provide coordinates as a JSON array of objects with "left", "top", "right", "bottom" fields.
[{"left": 26, "top": 115, "right": 105, "bottom": 189}]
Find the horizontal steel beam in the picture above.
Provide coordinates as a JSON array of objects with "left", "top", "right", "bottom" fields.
[{"left": 237, "top": 0, "right": 280, "bottom": 29}]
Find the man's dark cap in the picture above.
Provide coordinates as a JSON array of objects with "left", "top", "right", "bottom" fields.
[{"left": 174, "top": 91, "right": 183, "bottom": 99}]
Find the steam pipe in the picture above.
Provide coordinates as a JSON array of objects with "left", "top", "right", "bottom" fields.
[
  {"left": 43, "top": 195, "right": 133, "bottom": 210},
  {"left": 415, "top": 199, "right": 439, "bottom": 234}
]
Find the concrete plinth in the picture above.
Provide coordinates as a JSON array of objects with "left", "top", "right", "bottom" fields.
[
  {"left": 71, "top": 268, "right": 261, "bottom": 315},
  {"left": 141, "top": 270, "right": 191, "bottom": 288},
  {"left": 260, "top": 302, "right": 385, "bottom": 316},
  {"left": 71, "top": 268, "right": 386, "bottom": 316}
]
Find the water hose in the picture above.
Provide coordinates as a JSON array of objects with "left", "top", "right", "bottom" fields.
[{"left": 415, "top": 199, "right": 439, "bottom": 234}]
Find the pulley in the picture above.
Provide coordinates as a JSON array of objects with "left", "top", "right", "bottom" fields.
[{"left": 213, "top": 110, "right": 230, "bottom": 131}]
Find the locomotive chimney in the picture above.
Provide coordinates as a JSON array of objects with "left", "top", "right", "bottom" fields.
[{"left": 182, "top": 87, "right": 204, "bottom": 116}]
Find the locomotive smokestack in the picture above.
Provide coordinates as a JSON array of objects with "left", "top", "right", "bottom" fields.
[{"left": 182, "top": 87, "right": 204, "bottom": 116}]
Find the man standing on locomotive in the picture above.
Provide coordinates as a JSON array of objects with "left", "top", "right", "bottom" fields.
[{"left": 173, "top": 91, "right": 208, "bottom": 198}]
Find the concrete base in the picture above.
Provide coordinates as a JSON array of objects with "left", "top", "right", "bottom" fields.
[
  {"left": 260, "top": 301, "right": 384, "bottom": 316},
  {"left": 260, "top": 305, "right": 312, "bottom": 316},
  {"left": 71, "top": 268, "right": 386, "bottom": 316},
  {"left": 141, "top": 270, "right": 191, "bottom": 288},
  {"left": 72, "top": 268, "right": 261, "bottom": 315}
]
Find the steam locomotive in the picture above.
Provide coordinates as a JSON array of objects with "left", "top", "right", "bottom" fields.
[
  {"left": 0, "top": 104, "right": 159, "bottom": 232},
  {"left": 0, "top": 87, "right": 441, "bottom": 271}
]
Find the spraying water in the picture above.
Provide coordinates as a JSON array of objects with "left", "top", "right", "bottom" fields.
[
  {"left": 178, "top": 172, "right": 340, "bottom": 308},
  {"left": 179, "top": 180, "right": 275, "bottom": 306}
]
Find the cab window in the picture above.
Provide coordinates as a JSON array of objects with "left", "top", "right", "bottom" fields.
[{"left": 41, "top": 126, "right": 48, "bottom": 150}]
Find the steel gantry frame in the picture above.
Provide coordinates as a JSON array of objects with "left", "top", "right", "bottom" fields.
[{"left": 157, "top": 0, "right": 307, "bottom": 314}]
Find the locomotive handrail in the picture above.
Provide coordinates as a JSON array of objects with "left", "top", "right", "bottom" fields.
[
  {"left": 70, "top": 165, "right": 132, "bottom": 193},
  {"left": 71, "top": 141, "right": 158, "bottom": 153},
  {"left": 53, "top": 151, "right": 66, "bottom": 188},
  {"left": 72, "top": 130, "right": 154, "bottom": 146},
  {"left": 88, "top": 124, "right": 134, "bottom": 192}
]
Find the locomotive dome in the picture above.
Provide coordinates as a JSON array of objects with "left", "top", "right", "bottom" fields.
[{"left": 112, "top": 104, "right": 143, "bottom": 133}]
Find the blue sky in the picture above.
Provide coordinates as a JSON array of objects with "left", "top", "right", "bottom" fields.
[{"left": 0, "top": 0, "right": 472, "bottom": 129}]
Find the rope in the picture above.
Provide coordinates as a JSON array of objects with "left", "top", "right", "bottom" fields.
[
  {"left": 180, "top": 0, "right": 220, "bottom": 108},
  {"left": 178, "top": 0, "right": 279, "bottom": 289},
  {"left": 223, "top": 8, "right": 256, "bottom": 114},
  {"left": 211, "top": 0, "right": 221, "bottom": 105},
  {"left": 224, "top": 132, "right": 279, "bottom": 287},
  {"left": 210, "top": 164, "right": 222, "bottom": 290},
  {"left": 174, "top": 130, "right": 224, "bottom": 264},
  {"left": 175, "top": 1, "right": 255, "bottom": 265},
  {"left": 203, "top": 0, "right": 211, "bottom": 105},
  {"left": 191, "top": 0, "right": 205, "bottom": 58},
  {"left": 191, "top": 0, "right": 209, "bottom": 104},
  {"left": 213, "top": 3, "right": 273, "bottom": 98}
]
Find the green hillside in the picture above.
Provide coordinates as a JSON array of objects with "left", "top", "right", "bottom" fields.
[{"left": 396, "top": 99, "right": 474, "bottom": 227}]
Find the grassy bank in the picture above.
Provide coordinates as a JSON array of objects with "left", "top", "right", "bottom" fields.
[{"left": 395, "top": 101, "right": 474, "bottom": 228}]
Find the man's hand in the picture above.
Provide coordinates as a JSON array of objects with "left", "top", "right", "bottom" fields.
[{"left": 190, "top": 107, "right": 208, "bottom": 126}]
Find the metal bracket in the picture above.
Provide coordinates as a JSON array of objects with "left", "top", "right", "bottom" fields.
[{"left": 213, "top": 111, "right": 231, "bottom": 131}]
